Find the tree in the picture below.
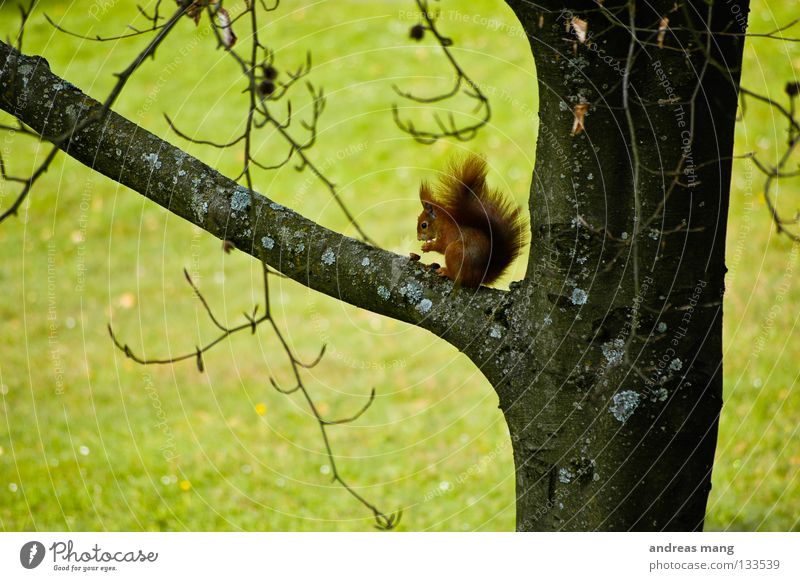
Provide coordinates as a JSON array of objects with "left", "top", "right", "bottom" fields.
[{"left": 4, "top": 0, "right": 792, "bottom": 531}]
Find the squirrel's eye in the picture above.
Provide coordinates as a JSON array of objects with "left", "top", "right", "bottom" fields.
[{"left": 421, "top": 222, "right": 428, "bottom": 229}]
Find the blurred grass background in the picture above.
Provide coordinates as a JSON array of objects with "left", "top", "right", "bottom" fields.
[{"left": 0, "top": 0, "right": 797, "bottom": 531}]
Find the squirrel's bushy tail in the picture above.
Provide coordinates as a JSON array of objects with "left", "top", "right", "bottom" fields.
[{"left": 435, "top": 155, "right": 528, "bottom": 285}]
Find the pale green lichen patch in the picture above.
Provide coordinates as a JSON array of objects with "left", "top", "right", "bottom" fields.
[
  {"left": 416, "top": 298, "right": 432, "bottom": 313},
  {"left": 558, "top": 467, "right": 574, "bottom": 484},
  {"left": 276, "top": 226, "right": 308, "bottom": 253},
  {"left": 174, "top": 169, "right": 187, "bottom": 185},
  {"left": 652, "top": 387, "right": 668, "bottom": 402},
  {"left": 321, "top": 248, "right": 336, "bottom": 265},
  {"left": 18, "top": 63, "right": 33, "bottom": 88},
  {"left": 261, "top": 236, "right": 275, "bottom": 250},
  {"left": 570, "top": 288, "right": 588, "bottom": 305},
  {"left": 231, "top": 186, "right": 251, "bottom": 212},
  {"left": 172, "top": 150, "right": 189, "bottom": 164},
  {"left": 377, "top": 286, "right": 390, "bottom": 300},
  {"left": 609, "top": 390, "right": 640, "bottom": 422},
  {"left": 190, "top": 192, "right": 208, "bottom": 222},
  {"left": 142, "top": 152, "right": 162, "bottom": 170},
  {"left": 601, "top": 338, "right": 625, "bottom": 367},
  {"left": 398, "top": 280, "right": 424, "bottom": 304}
]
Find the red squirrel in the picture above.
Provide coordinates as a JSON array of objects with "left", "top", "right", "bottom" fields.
[{"left": 412, "top": 155, "right": 527, "bottom": 287}]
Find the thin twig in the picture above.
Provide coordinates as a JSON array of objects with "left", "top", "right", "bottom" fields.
[{"left": 392, "top": 0, "right": 491, "bottom": 143}]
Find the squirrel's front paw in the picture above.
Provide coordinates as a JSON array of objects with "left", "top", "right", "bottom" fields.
[{"left": 409, "top": 252, "right": 421, "bottom": 261}]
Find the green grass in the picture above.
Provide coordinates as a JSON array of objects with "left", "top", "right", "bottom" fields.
[
  {"left": 0, "top": 0, "right": 797, "bottom": 531},
  {"left": 705, "top": 2, "right": 800, "bottom": 530}
]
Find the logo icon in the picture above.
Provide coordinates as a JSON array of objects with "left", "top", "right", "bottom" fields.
[{"left": 20, "top": 541, "right": 46, "bottom": 569}]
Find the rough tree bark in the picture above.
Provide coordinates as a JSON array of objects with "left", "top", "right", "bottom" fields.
[
  {"left": 0, "top": 0, "right": 748, "bottom": 531},
  {"left": 504, "top": 0, "right": 748, "bottom": 531}
]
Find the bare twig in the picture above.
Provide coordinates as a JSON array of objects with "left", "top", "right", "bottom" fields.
[
  {"left": 109, "top": 266, "right": 401, "bottom": 530},
  {"left": 43, "top": 13, "right": 168, "bottom": 42},
  {"left": 103, "top": 0, "right": 396, "bottom": 528},
  {"left": 1, "top": 4, "right": 187, "bottom": 224},
  {"left": 392, "top": 0, "right": 491, "bottom": 143}
]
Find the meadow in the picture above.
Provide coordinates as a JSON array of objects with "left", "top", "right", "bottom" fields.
[{"left": 0, "top": 0, "right": 797, "bottom": 531}]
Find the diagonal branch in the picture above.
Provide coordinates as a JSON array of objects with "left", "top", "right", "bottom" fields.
[
  {"left": 0, "top": 4, "right": 187, "bottom": 225},
  {"left": 0, "top": 40, "right": 510, "bottom": 353}
]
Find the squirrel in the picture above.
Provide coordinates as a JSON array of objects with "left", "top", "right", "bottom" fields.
[{"left": 411, "top": 155, "right": 527, "bottom": 288}]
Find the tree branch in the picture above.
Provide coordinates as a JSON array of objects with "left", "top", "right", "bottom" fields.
[{"left": 0, "top": 41, "right": 511, "bottom": 351}]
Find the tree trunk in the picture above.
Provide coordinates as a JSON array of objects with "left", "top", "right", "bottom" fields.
[
  {"left": 0, "top": 0, "right": 749, "bottom": 531},
  {"left": 497, "top": 0, "right": 749, "bottom": 530}
]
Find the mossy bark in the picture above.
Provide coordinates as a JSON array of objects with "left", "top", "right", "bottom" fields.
[{"left": 500, "top": 0, "right": 749, "bottom": 530}]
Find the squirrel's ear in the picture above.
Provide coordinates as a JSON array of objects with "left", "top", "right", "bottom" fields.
[
  {"left": 422, "top": 201, "right": 436, "bottom": 219},
  {"left": 419, "top": 181, "right": 433, "bottom": 203}
]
